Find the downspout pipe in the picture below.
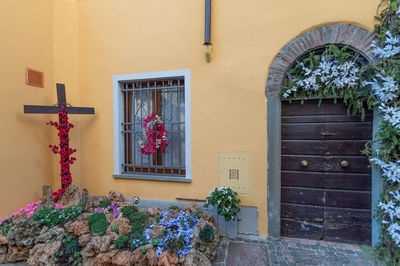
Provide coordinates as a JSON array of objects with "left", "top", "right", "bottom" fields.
[
  {"left": 204, "top": 0, "right": 211, "bottom": 45},
  {"left": 204, "top": 0, "right": 212, "bottom": 62}
]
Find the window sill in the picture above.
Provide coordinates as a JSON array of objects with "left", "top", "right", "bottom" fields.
[{"left": 113, "top": 174, "right": 191, "bottom": 183}]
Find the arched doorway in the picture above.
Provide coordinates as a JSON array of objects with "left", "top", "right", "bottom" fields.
[{"left": 266, "top": 24, "right": 380, "bottom": 244}]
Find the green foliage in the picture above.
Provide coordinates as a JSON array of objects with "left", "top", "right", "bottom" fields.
[
  {"left": 111, "top": 225, "right": 119, "bottom": 234},
  {"left": 128, "top": 212, "right": 148, "bottom": 238},
  {"left": 114, "top": 235, "right": 129, "bottom": 249},
  {"left": 128, "top": 212, "right": 149, "bottom": 249},
  {"left": 65, "top": 239, "right": 79, "bottom": 256},
  {"left": 88, "top": 212, "right": 106, "bottom": 225},
  {"left": 168, "top": 205, "right": 178, "bottom": 210},
  {"left": 204, "top": 187, "right": 241, "bottom": 221},
  {"left": 121, "top": 205, "right": 138, "bottom": 220},
  {"left": 199, "top": 225, "right": 214, "bottom": 243},
  {"left": 97, "top": 201, "right": 112, "bottom": 209},
  {"left": 0, "top": 218, "right": 13, "bottom": 236},
  {"left": 32, "top": 205, "right": 84, "bottom": 227},
  {"left": 154, "top": 214, "right": 162, "bottom": 222},
  {"left": 151, "top": 238, "right": 160, "bottom": 246},
  {"left": 88, "top": 212, "right": 109, "bottom": 236},
  {"left": 280, "top": 45, "right": 376, "bottom": 120},
  {"left": 90, "top": 219, "right": 109, "bottom": 236},
  {"left": 140, "top": 246, "right": 147, "bottom": 253},
  {"left": 162, "top": 230, "right": 186, "bottom": 254},
  {"left": 191, "top": 211, "right": 203, "bottom": 219},
  {"left": 54, "top": 234, "right": 82, "bottom": 266}
]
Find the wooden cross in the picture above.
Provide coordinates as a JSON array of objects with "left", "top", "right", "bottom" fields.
[
  {"left": 24, "top": 83, "right": 95, "bottom": 189},
  {"left": 24, "top": 83, "right": 95, "bottom": 115}
]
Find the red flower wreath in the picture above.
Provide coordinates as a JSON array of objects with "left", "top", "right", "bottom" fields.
[{"left": 138, "top": 113, "right": 168, "bottom": 155}]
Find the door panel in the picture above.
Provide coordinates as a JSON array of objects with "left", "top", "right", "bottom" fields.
[{"left": 280, "top": 99, "right": 372, "bottom": 244}]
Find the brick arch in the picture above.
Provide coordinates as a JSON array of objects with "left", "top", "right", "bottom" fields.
[{"left": 266, "top": 24, "right": 378, "bottom": 99}]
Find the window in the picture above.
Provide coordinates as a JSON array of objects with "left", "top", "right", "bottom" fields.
[{"left": 113, "top": 70, "right": 191, "bottom": 181}]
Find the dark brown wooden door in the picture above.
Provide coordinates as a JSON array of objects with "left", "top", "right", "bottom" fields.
[{"left": 280, "top": 99, "right": 372, "bottom": 244}]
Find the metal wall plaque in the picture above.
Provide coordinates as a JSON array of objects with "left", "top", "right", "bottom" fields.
[
  {"left": 219, "top": 152, "right": 250, "bottom": 194},
  {"left": 25, "top": 68, "right": 44, "bottom": 88}
]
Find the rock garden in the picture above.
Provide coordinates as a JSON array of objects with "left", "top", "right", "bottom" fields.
[{"left": 0, "top": 185, "right": 220, "bottom": 265}]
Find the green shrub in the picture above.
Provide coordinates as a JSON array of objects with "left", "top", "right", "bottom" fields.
[
  {"left": 121, "top": 206, "right": 138, "bottom": 221},
  {"left": 129, "top": 212, "right": 148, "bottom": 237},
  {"left": 90, "top": 219, "right": 109, "bottom": 236},
  {"left": 111, "top": 225, "right": 119, "bottom": 234},
  {"left": 192, "top": 211, "right": 203, "bottom": 219},
  {"left": 88, "top": 212, "right": 106, "bottom": 225},
  {"left": 199, "top": 225, "right": 214, "bottom": 243},
  {"left": 130, "top": 212, "right": 148, "bottom": 224},
  {"left": 65, "top": 239, "right": 79, "bottom": 256},
  {"left": 32, "top": 205, "right": 84, "bottom": 227},
  {"left": 140, "top": 246, "right": 147, "bottom": 253},
  {"left": 168, "top": 205, "right": 178, "bottom": 210},
  {"left": 0, "top": 218, "right": 13, "bottom": 236},
  {"left": 151, "top": 238, "right": 160, "bottom": 246},
  {"left": 97, "top": 201, "right": 112, "bottom": 209},
  {"left": 204, "top": 187, "right": 241, "bottom": 221},
  {"left": 88, "top": 212, "right": 109, "bottom": 236},
  {"left": 114, "top": 235, "right": 128, "bottom": 249},
  {"left": 154, "top": 214, "right": 162, "bottom": 222}
]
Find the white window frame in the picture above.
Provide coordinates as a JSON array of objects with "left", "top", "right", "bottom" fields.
[{"left": 112, "top": 69, "right": 191, "bottom": 182}]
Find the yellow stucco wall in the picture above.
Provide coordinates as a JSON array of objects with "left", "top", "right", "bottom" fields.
[
  {"left": 0, "top": 0, "right": 380, "bottom": 237},
  {"left": 0, "top": 0, "right": 55, "bottom": 217},
  {"left": 75, "top": 0, "right": 380, "bottom": 237}
]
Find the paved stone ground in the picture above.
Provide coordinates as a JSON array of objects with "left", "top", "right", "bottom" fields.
[{"left": 212, "top": 236, "right": 381, "bottom": 266}]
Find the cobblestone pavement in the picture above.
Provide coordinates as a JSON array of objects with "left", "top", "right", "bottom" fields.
[{"left": 212, "top": 236, "right": 381, "bottom": 266}]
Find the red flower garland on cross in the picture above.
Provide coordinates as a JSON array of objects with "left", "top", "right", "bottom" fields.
[
  {"left": 138, "top": 113, "right": 168, "bottom": 155},
  {"left": 47, "top": 105, "right": 76, "bottom": 201}
]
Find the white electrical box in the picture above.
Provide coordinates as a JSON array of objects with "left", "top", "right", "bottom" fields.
[{"left": 219, "top": 152, "right": 250, "bottom": 194}]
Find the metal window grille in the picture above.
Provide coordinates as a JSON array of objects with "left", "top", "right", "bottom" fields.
[{"left": 121, "top": 78, "right": 186, "bottom": 176}]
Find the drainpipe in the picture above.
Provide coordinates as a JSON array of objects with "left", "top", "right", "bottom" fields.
[{"left": 204, "top": 0, "right": 212, "bottom": 62}]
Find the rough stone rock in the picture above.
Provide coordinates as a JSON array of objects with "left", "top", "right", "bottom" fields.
[
  {"left": 80, "top": 188, "right": 89, "bottom": 211},
  {"left": 108, "top": 190, "right": 124, "bottom": 202},
  {"left": 144, "top": 248, "right": 158, "bottom": 266},
  {"left": 94, "top": 250, "right": 118, "bottom": 265},
  {"left": 105, "top": 213, "right": 115, "bottom": 224},
  {"left": 68, "top": 220, "right": 90, "bottom": 236},
  {"left": 39, "top": 226, "right": 49, "bottom": 234},
  {"left": 167, "top": 208, "right": 180, "bottom": 219},
  {"left": 190, "top": 203, "right": 200, "bottom": 213},
  {"left": 7, "top": 217, "right": 41, "bottom": 247},
  {"left": 0, "top": 245, "right": 7, "bottom": 255},
  {"left": 6, "top": 246, "right": 30, "bottom": 263},
  {"left": 27, "top": 241, "right": 61, "bottom": 266},
  {"left": 83, "top": 256, "right": 95, "bottom": 266},
  {"left": 190, "top": 218, "right": 219, "bottom": 260},
  {"left": 76, "top": 212, "right": 91, "bottom": 222},
  {"left": 35, "top": 227, "right": 64, "bottom": 244},
  {"left": 149, "top": 226, "right": 164, "bottom": 239},
  {"left": 78, "top": 234, "right": 92, "bottom": 247},
  {"left": 0, "top": 234, "right": 8, "bottom": 245},
  {"left": 112, "top": 251, "right": 132, "bottom": 265},
  {"left": 158, "top": 251, "right": 178, "bottom": 266},
  {"left": 88, "top": 195, "right": 108, "bottom": 209},
  {"left": 183, "top": 249, "right": 211, "bottom": 266},
  {"left": 81, "top": 234, "right": 117, "bottom": 258},
  {"left": 0, "top": 254, "right": 7, "bottom": 264},
  {"left": 131, "top": 247, "right": 144, "bottom": 264},
  {"left": 148, "top": 208, "right": 162, "bottom": 216},
  {"left": 106, "top": 217, "right": 131, "bottom": 236},
  {"left": 58, "top": 184, "right": 81, "bottom": 207},
  {"left": 42, "top": 184, "right": 53, "bottom": 204},
  {"left": 13, "top": 212, "right": 27, "bottom": 220}
]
